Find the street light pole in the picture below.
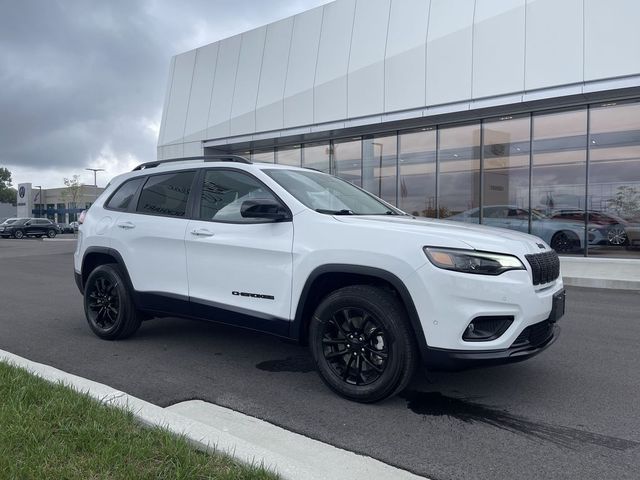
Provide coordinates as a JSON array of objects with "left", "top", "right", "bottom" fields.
[
  {"left": 85, "top": 168, "right": 105, "bottom": 187},
  {"left": 34, "top": 185, "right": 42, "bottom": 218}
]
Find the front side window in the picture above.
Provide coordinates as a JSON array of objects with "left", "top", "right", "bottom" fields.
[
  {"left": 265, "top": 169, "right": 402, "bottom": 215},
  {"left": 199, "top": 170, "right": 282, "bottom": 223},
  {"left": 106, "top": 177, "right": 145, "bottom": 211},
  {"left": 136, "top": 171, "right": 195, "bottom": 218}
]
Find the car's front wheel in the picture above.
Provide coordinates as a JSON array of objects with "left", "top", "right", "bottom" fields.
[
  {"left": 84, "top": 264, "right": 141, "bottom": 340},
  {"left": 47, "top": 229, "right": 57, "bottom": 238},
  {"left": 309, "top": 285, "right": 418, "bottom": 403},
  {"left": 13, "top": 229, "right": 24, "bottom": 239}
]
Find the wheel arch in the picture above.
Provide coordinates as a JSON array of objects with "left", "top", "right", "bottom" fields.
[
  {"left": 291, "top": 264, "right": 429, "bottom": 361},
  {"left": 81, "top": 247, "right": 135, "bottom": 298}
]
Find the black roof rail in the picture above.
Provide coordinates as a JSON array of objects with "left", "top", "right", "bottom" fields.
[{"left": 132, "top": 155, "right": 252, "bottom": 171}]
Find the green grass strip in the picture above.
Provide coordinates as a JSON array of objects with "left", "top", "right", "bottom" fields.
[{"left": 0, "top": 361, "right": 278, "bottom": 480}]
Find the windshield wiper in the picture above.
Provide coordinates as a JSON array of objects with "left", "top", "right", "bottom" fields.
[{"left": 315, "top": 209, "right": 355, "bottom": 215}]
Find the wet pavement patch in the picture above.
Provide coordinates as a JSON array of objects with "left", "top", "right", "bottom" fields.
[
  {"left": 401, "top": 390, "right": 639, "bottom": 451},
  {"left": 256, "top": 356, "right": 316, "bottom": 373}
]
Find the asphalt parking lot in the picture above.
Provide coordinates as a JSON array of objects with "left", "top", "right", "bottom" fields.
[{"left": 1, "top": 238, "right": 639, "bottom": 480}]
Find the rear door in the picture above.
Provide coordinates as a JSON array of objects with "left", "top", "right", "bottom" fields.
[
  {"left": 106, "top": 170, "right": 196, "bottom": 304},
  {"left": 184, "top": 168, "right": 294, "bottom": 334}
]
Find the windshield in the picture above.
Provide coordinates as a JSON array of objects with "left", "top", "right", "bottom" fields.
[{"left": 264, "top": 169, "right": 404, "bottom": 215}]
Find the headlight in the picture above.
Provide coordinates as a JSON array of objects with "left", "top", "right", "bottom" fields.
[{"left": 424, "top": 247, "right": 525, "bottom": 276}]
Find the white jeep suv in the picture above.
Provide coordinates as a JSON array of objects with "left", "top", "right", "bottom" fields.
[{"left": 74, "top": 155, "right": 566, "bottom": 402}]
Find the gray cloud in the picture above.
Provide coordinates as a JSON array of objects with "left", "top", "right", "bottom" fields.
[{"left": 0, "top": 0, "right": 329, "bottom": 186}]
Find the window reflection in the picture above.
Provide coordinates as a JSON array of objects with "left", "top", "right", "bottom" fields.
[
  {"left": 251, "top": 149, "right": 275, "bottom": 163},
  {"left": 532, "top": 109, "right": 587, "bottom": 254},
  {"left": 439, "top": 123, "right": 480, "bottom": 221},
  {"left": 481, "top": 115, "right": 531, "bottom": 233},
  {"left": 363, "top": 135, "right": 397, "bottom": 205},
  {"left": 302, "top": 143, "right": 331, "bottom": 173},
  {"left": 588, "top": 101, "right": 640, "bottom": 257},
  {"left": 398, "top": 128, "right": 436, "bottom": 217},
  {"left": 333, "top": 138, "right": 362, "bottom": 186},
  {"left": 276, "top": 146, "right": 301, "bottom": 166}
]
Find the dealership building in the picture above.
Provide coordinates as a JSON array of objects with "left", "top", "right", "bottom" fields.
[
  {"left": 157, "top": 0, "right": 640, "bottom": 258},
  {"left": 14, "top": 183, "right": 104, "bottom": 223}
]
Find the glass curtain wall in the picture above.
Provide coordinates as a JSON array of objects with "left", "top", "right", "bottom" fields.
[
  {"left": 532, "top": 109, "right": 587, "bottom": 254},
  {"left": 398, "top": 128, "right": 437, "bottom": 217},
  {"left": 438, "top": 123, "right": 481, "bottom": 221},
  {"left": 237, "top": 98, "right": 639, "bottom": 258},
  {"left": 362, "top": 135, "right": 398, "bottom": 205},
  {"left": 302, "top": 143, "right": 331, "bottom": 172},
  {"left": 333, "top": 138, "right": 362, "bottom": 186},
  {"left": 481, "top": 115, "right": 531, "bottom": 234},
  {"left": 276, "top": 146, "right": 301, "bottom": 166},
  {"left": 251, "top": 149, "right": 275, "bottom": 163},
  {"left": 588, "top": 101, "right": 640, "bottom": 257}
]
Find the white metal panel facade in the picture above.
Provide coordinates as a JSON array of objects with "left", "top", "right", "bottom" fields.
[
  {"left": 206, "top": 35, "right": 242, "bottom": 141},
  {"left": 347, "top": 0, "right": 391, "bottom": 119},
  {"left": 283, "top": 6, "right": 324, "bottom": 129},
  {"left": 384, "top": 0, "right": 430, "bottom": 113},
  {"left": 159, "top": 0, "right": 640, "bottom": 156},
  {"left": 230, "top": 26, "right": 267, "bottom": 136},
  {"left": 162, "top": 50, "right": 196, "bottom": 145},
  {"left": 255, "top": 18, "right": 294, "bottom": 133},
  {"left": 313, "top": 0, "right": 356, "bottom": 124},
  {"left": 184, "top": 43, "right": 219, "bottom": 143},
  {"left": 472, "top": 0, "right": 525, "bottom": 98}
]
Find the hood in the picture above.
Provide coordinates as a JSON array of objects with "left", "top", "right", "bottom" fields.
[{"left": 333, "top": 215, "right": 550, "bottom": 256}]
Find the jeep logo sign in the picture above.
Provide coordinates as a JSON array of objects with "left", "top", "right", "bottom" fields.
[{"left": 19, "top": 186, "right": 25, "bottom": 198}]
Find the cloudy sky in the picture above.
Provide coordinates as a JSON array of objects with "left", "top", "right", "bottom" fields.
[{"left": 0, "top": 0, "right": 330, "bottom": 189}]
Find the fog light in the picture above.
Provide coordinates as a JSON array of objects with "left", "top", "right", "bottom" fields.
[{"left": 462, "top": 316, "right": 514, "bottom": 342}]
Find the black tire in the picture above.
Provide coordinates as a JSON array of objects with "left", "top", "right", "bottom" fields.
[
  {"left": 13, "top": 229, "right": 24, "bottom": 239},
  {"left": 83, "top": 264, "right": 141, "bottom": 340},
  {"left": 550, "top": 230, "right": 579, "bottom": 253},
  {"left": 47, "top": 229, "right": 57, "bottom": 238},
  {"left": 309, "top": 285, "right": 418, "bottom": 403}
]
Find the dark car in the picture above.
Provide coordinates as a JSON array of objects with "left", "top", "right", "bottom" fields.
[
  {"left": 0, "top": 218, "right": 58, "bottom": 239},
  {"left": 550, "top": 209, "right": 629, "bottom": 246}
]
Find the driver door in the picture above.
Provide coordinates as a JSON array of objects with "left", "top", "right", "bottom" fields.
[{"left": 185, "top": 168, "right": 294, "bottom": 335}]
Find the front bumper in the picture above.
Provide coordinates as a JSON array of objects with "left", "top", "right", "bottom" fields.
[{"left": 422, "top": 319, "right": 559, "bottom": 371}]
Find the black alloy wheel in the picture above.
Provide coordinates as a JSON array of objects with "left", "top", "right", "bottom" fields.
[
  {"left": 47, "top": 229, "right": 57, "bottom": 238},
  {"left": 13, "top": 229, "right": 24, "bottom": 239},
  {"left": 84, "top": 264, "right": 141, "bottom": 340},
  {"left": 551, "top": 231, "right": 576, "bottom": 252},
  {"left": 310, "top": 285, "right": 417, "bottom": 403},
  {"left": 321, "top": 307, "right": 389, "bottom": 386}
]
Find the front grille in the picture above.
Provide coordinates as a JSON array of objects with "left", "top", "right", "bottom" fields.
[
  {"left": 525, "top": 250, "right": 560, "bottom": 285},
  {"left": 512, "top": 320, "right": 554, "bottom": 348}
]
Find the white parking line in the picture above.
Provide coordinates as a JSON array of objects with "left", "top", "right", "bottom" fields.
[{"left": 0, "top": 349, "right": 427, "bottom": 480}]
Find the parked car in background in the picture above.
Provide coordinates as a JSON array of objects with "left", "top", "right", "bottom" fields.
[
  {"left": 549, "top": 209, "right": 629, "bottom": 246},
  {"left": 69, "top": 221, "right": 80, "bottom": 231},
  {"left": 0, "top": 218, "right": 58, "bottom": 239},
  {"left": 448, "top": 206, "right": 604, "bottom": 253},
  {"left": 56, "top": 223, "right": 76, "bottom": 234}
]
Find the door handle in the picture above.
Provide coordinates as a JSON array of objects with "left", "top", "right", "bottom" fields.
[
  {"left": 117, "top": 221, "right": 136, "bottom": 229},
  {"left": 190, "top": 228, "right": 215, "bottom": 237}
]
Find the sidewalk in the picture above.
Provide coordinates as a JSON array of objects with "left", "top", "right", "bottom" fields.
[{"left": 561, "top": 257, "right": 640, "bottom": 290}]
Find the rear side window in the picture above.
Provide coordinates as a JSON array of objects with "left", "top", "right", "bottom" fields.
[
  {"left": 106, "top": 178, "right": 144, "bottom": 211},
  {"left": 136, "top": 171, "right": 195, "bottom": 218}
]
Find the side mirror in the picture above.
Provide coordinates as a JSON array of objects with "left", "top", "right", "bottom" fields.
[{"left": 241, "top": 199, "right": 290, "bottom": 221}]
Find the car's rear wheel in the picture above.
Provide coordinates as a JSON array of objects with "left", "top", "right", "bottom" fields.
[
  {"left": 309, "top": 285, "right": 418, "bottom": 403},
  {"left": 84, "top": 264, "right": 141, "bottom": 340},
  {"left": 13, "top": 229, "right": 24, "bottom": 239},
  {"left": 47, "top": 229, "right": 57, "bottom": 238}
]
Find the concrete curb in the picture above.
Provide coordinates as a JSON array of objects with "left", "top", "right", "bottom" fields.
[{"left": 0, "top": 349, "right": 426, "bottom": 480}]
